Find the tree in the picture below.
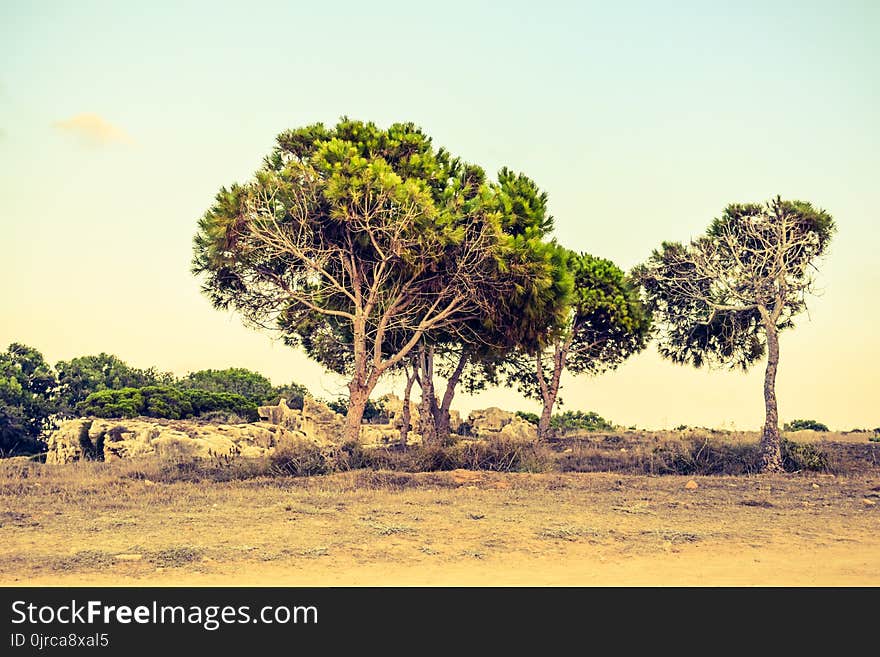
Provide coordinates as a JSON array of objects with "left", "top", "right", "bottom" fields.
[
  {"left": 193, "top": 119, "right": 509, "bottom": 442},
  {"left": 635, "top": 196, "right": 835, "bottom": 472},
  {"left": 178, "top": 368, "right": 275, "bottom": 405},
  {"left": 0, "top": 343, "right": 57, "bottom": 454},
  {"left": 284, "top": 167, "right": 572, "bottom": 446},
  {"left": 507, "top": 251, "right": 650, "bottom": 439},
  {"left": 55, "top": 353, "right": 172, "bottom": 417},
  {"left": 784, "top": 419, "right": 829, "bottom": 432},
  {"left": 410, "top": 168, "right": 571, "bottom": 445}
]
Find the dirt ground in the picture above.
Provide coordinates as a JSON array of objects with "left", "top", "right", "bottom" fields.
[{"left": 0, "top": 463, "right": 878, "bottom": 587}]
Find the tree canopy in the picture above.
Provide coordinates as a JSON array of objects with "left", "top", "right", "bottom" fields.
[
  {"left": 0, "top": 343, "right": 57, "bottom": 454},
  {"left": 55, "top": 353, "right": 172, "bottom": 417}
]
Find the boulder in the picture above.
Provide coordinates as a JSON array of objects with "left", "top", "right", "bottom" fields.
[
  {"left": 468, "top": 407, "right": 516, "bottom": 437},
  {"left": 498, "top": 417, "right": 538, "bottom": 442},
  {"left": 300, "top": 397, "right": 345, "bottom": 444},
  {"left": 257, "top": 398, "right": 301, "bottom": 431}
]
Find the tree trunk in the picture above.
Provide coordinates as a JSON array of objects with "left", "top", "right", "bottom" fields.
[
  {"left": 345, "top": 383, "right": 370, "bottom": 444},
  {"left": 535, "top": 341, "right": 569, "bottom": 441},
  {"left": 759, "top": 324, "right": 784, "bottom": 473},
  {"left": 399, "top": 367, "right": 416, "bottom": 449},
  {"left": 537, "top": 396, "right": 555, "bottom": 441},
  {"left": 417, "top": 345, "right": 438, "bottom": 445},
  {"left": 435, "top": 351, "right": 468, "bottom": 443}
]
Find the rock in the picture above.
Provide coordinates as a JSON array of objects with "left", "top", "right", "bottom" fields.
[
  {"left": 685, "top": 480, "right": 699, "bottom": 490},
  {"left": 301, "top": 398, "right": 344, "bottom": 442},
  {"left": 468, "top": 407, "right": 516, "bottom": 438},
  {"left": 862, "top": 498, "right": 877, "bottom": 507},
  {"left": 498, "top": 417, "right": 538, "bottom": 442},
  {"left": 257, "top": 398, "right": 302, "bottom": 431},
  {"left": 448, "top": 409, "right": 463, "bottom": 433},
  {"left": 45, "top": 417, "right": 292, "bottom": 464}
]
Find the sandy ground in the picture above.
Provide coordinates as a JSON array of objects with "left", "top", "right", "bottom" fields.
[{"left": 1, "top": 467, "right": 878, "bottom": 586}]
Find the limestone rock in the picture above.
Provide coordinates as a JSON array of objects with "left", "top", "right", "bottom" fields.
[
  {"left": 300, "top": 397, "right": 344, "bottom": 444},
  {"left": 44, "top": 417, "right": 293, "bottom": 464},
  {"left": 467, "top": 407, "right": 516, "bottom": 438},
  {"left": 257, "top": 398, "right": 301, "bottom": 430},
  {"left": 498, "top": 417, "right": 538, "bottom": 442}
]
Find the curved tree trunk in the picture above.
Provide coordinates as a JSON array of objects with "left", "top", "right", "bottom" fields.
[
  {"left": 435, "top": 351, "right": 468, "bottom": 443},
  {"left": 535, "top": 345, "right": 565, "bottom": 441},
  {"left": 759, "top": 324, "right": 784, "bottom": 473}
]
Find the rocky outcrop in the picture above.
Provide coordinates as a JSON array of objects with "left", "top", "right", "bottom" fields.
[
  {"left": 468, "top": 407, "right": 537, "bottom": 442},
  {"left": 257, "top": 397, "right": 345, "bottom": 444},
  {"left": 45, "top": 418, "right": 294, "bottom": 464}
]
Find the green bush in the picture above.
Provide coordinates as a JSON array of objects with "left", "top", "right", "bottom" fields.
[
  {"left": 77, "top": 388, "right": 143, "bottom": 418},
  {"left": 515, "top": 411, "right": 539, "bottom": 425},
  {"left": 551, "top": 410, "right": 614, "bottom": 433},
  {"left": 783, "top": 419, "right": 829, "bottom": 432},
  {"left": 782, "top": 439, "right": 830, "bottom": 472},
  {"left": 77, "top": 385, "right": 257, "bottom": 421}
]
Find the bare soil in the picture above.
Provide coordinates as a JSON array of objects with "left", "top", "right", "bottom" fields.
[{"left": 1, "top": 462, "right": 877, "bottom": 586}]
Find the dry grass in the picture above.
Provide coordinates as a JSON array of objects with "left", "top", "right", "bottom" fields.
[{"left": 0, "top": 453, "right": 878, "bottom": 586}]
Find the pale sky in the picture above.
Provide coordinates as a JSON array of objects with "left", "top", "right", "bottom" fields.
[{"left": 1, "top": 1, "right": 877, "bottom": 430}]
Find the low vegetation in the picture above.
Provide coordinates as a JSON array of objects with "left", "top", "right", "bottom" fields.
[{"left": 33, "top": 432, "right": 869, "bottom": 486}]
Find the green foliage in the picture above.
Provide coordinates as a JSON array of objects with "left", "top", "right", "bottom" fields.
[
  {"left": 515, "top": 411, "right": 539, "bottom": 425},
  {"left": 781, "top": 439, "right": 830, "bottom": 472},
  {"left": 563, "top": 252, "right": 652, "bottom": 376},
  {"left": 550, "top": 410, "right": 614, "bottom": 433},
  {"left": 505, "top": 251, "right": 650, "bottom": 411},
  {"left": 78, "top": 386, "right": 257, "bottom": 421},
  {"left": 783, "top": 419, "right": 829, "bottom": 432},
  {"left": 0, "top": 343, "right": 57, "bottom": 454},
  {"left": 636, "top": 197, "right": 835, "bottom": 370},
  {"left": 78, "top": 388, "right": 144, "bottom": 419},
  {"left": 55, "top": 353, "right": 172, "bottom": 417},
  {"left": 177, "top": 368, "right": 274, "bottom": 405},
  {"left": 264, "top": 382, "right": 309, "bottom": 409}
]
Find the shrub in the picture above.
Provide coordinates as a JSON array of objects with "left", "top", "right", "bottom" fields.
[
  {"left": 269, "top": 438, "right": 329, "bottom": 477},
  {"left": 782, "top": 439, "right": 830, "bottom": 472},
  {"left": 551, "top": 410, "right": 614, "bottom": 433},
  {"left": 515, "top": 411, "right": 539, "bottom": 425},
  {"left": 783, "top": 419, "right": 829, "bottom": 432},
  {"left": 77, "top": 388, "right": 143, "bottom": 419},
  {"left": 177, "top": 368, "right": 274, "bottom": 405},
  {"left": 77, "top": 385, "right": 257, "bottom": 421},
  {"left": 454, "top": 438, "right": 550, "bottom": 473}
]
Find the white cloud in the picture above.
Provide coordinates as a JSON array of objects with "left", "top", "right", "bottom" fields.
[{"left": 53, "top": 113, "right": 133, "bottom": 145}]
